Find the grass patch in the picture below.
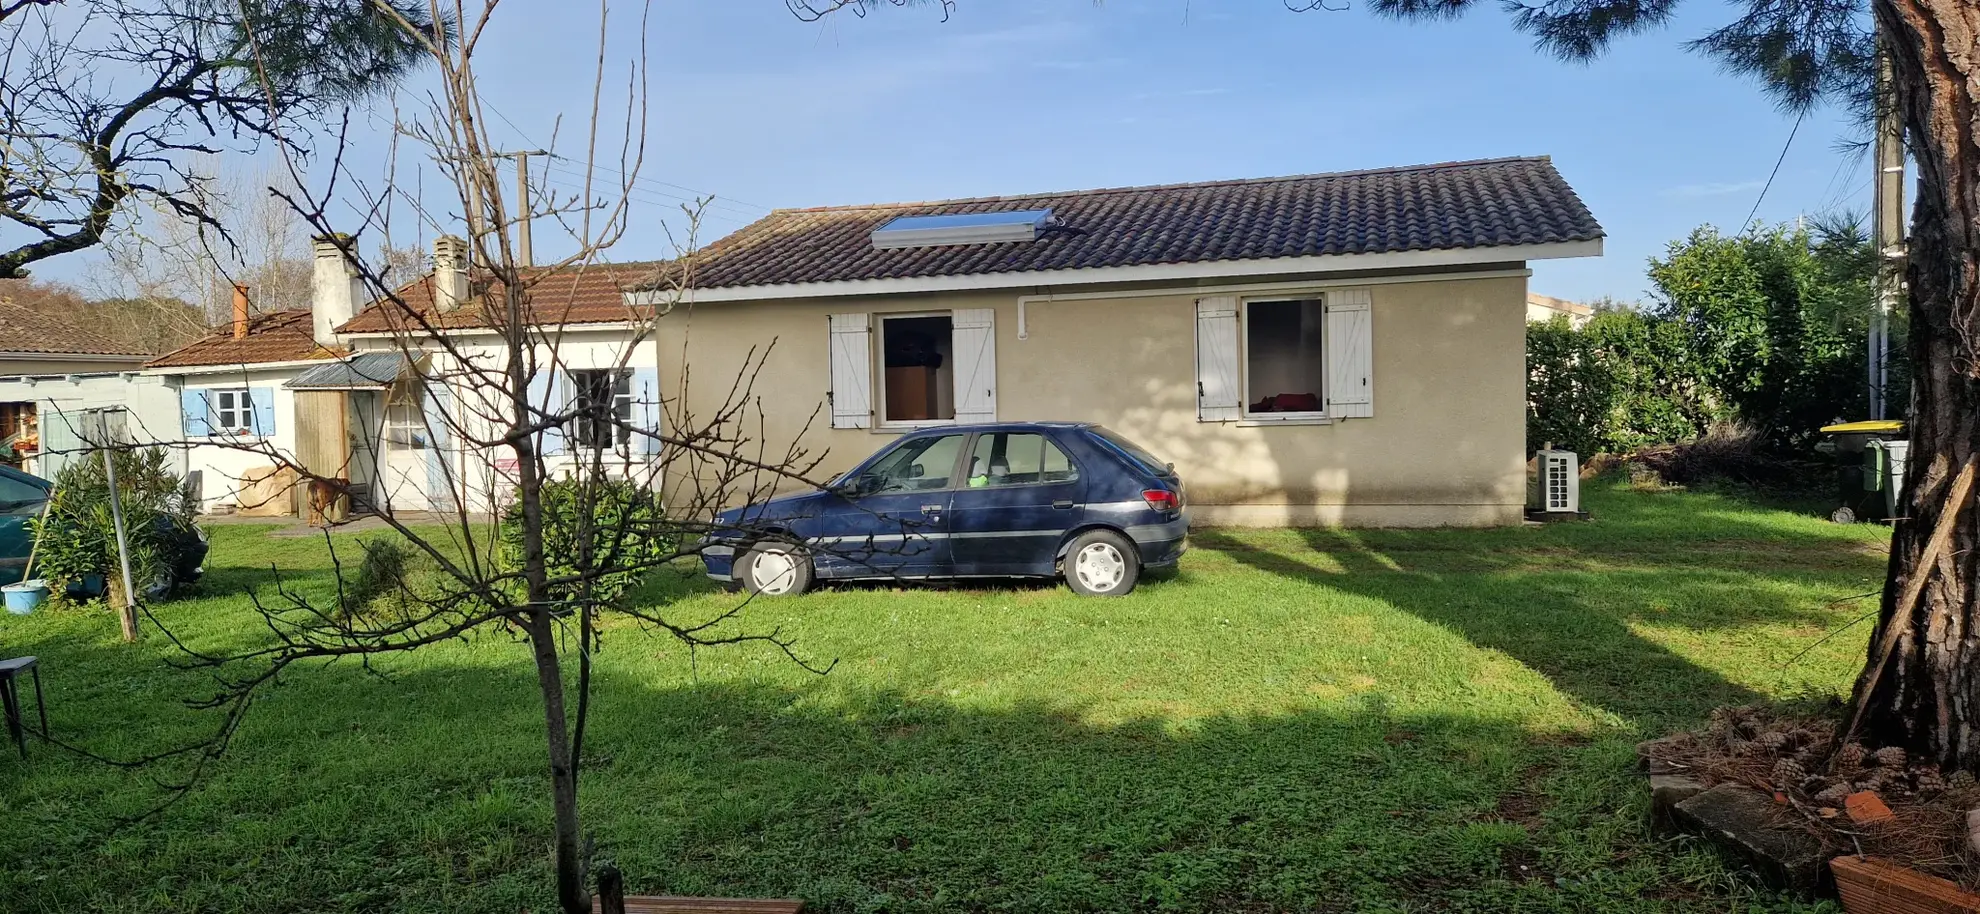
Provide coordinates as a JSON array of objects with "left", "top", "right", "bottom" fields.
[{"left": 0, "top": 480, "right": 1883, "bottom": 912}]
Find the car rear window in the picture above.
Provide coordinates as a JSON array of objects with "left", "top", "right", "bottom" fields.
[{"left": 1087, "top": 427, "right": 1173, "bottom": 477}]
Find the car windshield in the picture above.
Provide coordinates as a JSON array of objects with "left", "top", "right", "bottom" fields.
[{"left": 1088, "top": 427, "right": 1172, "bottom": 476}]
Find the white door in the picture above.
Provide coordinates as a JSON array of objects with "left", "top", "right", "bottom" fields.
[{"left": 381, "top": 381, "right": 432, "bottom": 512}]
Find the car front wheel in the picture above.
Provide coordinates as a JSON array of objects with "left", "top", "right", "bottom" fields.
[
  {"left": 1064, "top": 530, "right": 1140, "bottom": 597},
  {"left": 742, "top": 540, "right": 813, "bottom": 597}
]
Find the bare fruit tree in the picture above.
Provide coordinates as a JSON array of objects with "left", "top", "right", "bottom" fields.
[{"left": 34, "top": 3, "right": 837, "bottom": 912}]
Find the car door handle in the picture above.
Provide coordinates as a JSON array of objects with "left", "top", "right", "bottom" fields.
[
  {"left": 1052, "top": 499, "right": 1075, "bottom": 510},
  {"left": 921, "top": 504, "right": 943, "bottom": 515}
]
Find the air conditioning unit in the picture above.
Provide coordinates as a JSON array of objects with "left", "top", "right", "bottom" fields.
[{"left": 1529, "top": 449, "right": 1580, "bottom": 515}]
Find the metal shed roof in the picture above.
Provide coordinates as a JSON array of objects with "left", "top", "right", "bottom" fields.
[{"left": 284, "top": 352, "right": 414, "bottom": 390}]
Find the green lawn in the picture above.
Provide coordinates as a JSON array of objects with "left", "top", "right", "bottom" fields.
[{"left": 0, "top": 481, "right": 1888, "bottom": 913}]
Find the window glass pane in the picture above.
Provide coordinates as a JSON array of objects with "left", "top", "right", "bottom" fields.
[
  {"left": 1041, "top": 438, "right": 1076, "bottom": 483},
  {"left": 0, "top": 475, "right": 46, "bottom": 512},
  {"left": 966, "top": 433, "right": 1055, "bottom": 487},
  {"left": 867, "top": 433, "right": 963, "bottom": 493},
  {"left": 881, "top": 315, "right": 955, "bottom": 422},
  {"left": 1245, "top": 299, "right": 1326, "bottom": 414},
  {"left": 1090, "top": 426, "right": 1170, "bottom": 475}
]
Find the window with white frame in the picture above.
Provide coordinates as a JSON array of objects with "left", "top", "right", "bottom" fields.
[
  {"left": 211, "top": 388, "right": 254, "bottom": 434},
  {"left": 829, "top": 309, "right": 998, "bottom": 430},
  {"left": 571, "top": 369, "right": 633, "bottom": 450},
  {"left": 384, "top": 380, "right": 427, "bottom": 449},
  {"left": 1244, "top": 298, "right": 1326, "bottom": 415},
  {"left": 1194, "top": 290, "right": 1373, "bottom": 423}
]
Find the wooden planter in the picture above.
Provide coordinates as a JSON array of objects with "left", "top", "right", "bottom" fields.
[{"left": 1833, "top": 855, "right": 1980, "bottom": 914}]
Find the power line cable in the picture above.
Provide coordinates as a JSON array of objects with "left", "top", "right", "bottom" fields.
[
  {"left": 481, "top": 98, "right": 771, "bottom": 216},
  {"left": 1742, "top": 110, "right": 1806, "bottom": 232}
]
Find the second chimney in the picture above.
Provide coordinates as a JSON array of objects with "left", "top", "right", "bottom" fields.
[
  {"left": 231, "top": 283, "right": 251, "bottom": 340},
  {"left": 432, "top": 235, "right": 470, "bottom": 313}
]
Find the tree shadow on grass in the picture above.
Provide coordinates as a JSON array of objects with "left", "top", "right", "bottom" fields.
[
  {"left": 1191, "top": 488, "right": 1886, "bottom": 732},
  {"left": 0, "top": 649, "right": 1737, "bottom": 914}
]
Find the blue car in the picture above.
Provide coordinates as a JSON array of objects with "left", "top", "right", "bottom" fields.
[{"left": 702, "top": 423, "right": 1187, "bottom": 597}]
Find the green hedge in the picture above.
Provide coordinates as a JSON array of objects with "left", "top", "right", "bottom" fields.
[{"left": 1528, "top": 222, "right": 1892, "bottom": 456}]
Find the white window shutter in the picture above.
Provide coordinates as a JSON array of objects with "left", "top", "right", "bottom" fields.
[
  {"left": 1195, "top": 296, "right": 1241, "bottom": 422},
  {"left": 828, "top": 314, "right": 872, "bottom": 429},
  {"left": 952, "top": 308, "right": 997, "bottom": 423},
  {"left": 1326, "top": 288, "right": 1374, "bottom": 419}
]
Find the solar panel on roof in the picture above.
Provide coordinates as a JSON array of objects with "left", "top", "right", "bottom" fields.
[{"left": 871, "top": 209, "right": 1054, "bottom": 249}]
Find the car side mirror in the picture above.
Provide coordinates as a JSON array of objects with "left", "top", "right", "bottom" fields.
[{"left": 831, "top": 476, "right": 872, "bottom": 498}]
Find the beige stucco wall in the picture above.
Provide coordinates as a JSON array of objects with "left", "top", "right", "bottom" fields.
[{"left": 655, "top": 272, "right": 1530, "bottom": 527}]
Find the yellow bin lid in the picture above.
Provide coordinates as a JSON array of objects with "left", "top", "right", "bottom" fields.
[{"left": 1820, "top": 420, "right": 1906, "bottom": 434}]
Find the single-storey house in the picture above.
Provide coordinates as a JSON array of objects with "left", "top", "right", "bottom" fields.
[
  {"left": 629, "top": 156, "right": 1603, "bottom": 526},
  {"left": 126, "top": 155, "right": 1602, "bottom": 529},
  {"left": 0, "top": 301, "right": 157, "bottom": 471}
]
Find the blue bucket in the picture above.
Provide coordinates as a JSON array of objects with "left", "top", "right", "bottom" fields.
[{"left": 4, "top": 579, "right": 49, "bottom": 615}]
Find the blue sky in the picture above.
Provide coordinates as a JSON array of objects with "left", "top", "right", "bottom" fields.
[{"left": 60, "top": 0, "right": 1878, "bottom": 305}]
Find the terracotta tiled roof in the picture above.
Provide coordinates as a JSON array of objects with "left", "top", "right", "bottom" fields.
[
  {"left": 146, "top": 309, "right": 342, "bottom": 369},
  {"left": 665, "top": 156, "right": 1603, "bottom": 292},
  {"left": 336, "top": 261, "right": 670, "bottom": 335},
  {"left": 0, "top": 300, "right": 150, "bottom": 357}
]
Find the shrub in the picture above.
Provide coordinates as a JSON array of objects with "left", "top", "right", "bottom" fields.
[
  {"left": 29, "top": 447, "right": 198, "bottom": 600},
  {"left": 1529, "top": 221, "right": 1891, "bottom": 461},
  {"left": 498, "top": 477, "right": 671, "bottom": 607}
]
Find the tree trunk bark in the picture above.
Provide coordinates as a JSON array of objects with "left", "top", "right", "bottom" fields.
[
  {"left": 1849, "top": 0, "right": 1980, "bottom": 769},
  {"left": 528, "top": 611, "right": 590, "bottom": 914}
]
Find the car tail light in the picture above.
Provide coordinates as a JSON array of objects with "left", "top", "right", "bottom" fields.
[{"left": 1142, "top": 488, "right": 1180, "bottom": 512}]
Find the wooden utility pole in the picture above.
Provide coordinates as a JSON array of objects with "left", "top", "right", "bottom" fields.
[
  {"left": 1871, "top": 33, "right": 1907, "bottom": 420},
  {"left": 494, "top": 150, "right": 550, "bottom": 268}
]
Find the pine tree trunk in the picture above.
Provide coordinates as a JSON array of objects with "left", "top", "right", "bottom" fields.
[{"left": 1849, "top": 0, "right": 1980, "bottom": 769}]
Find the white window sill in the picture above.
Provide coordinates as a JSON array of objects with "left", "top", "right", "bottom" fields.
[{"left": 1236, "top": 415, "right": 1332, "bottom": 427}]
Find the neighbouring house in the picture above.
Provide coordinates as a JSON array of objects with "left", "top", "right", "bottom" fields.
[
  {"left": 631, "top": 156, "right": 1603, "bottom": 527},
  {"left": 0, "top": 301, "right": 157, "bottom": 470},
  {"left": 143, "top": 265, "right": 351, "bottom": 512},
  {"left": 326, "top": 238, "right": 668, "bottom": 516},
  {"left": 1527, "top": 292, "right": 1594, "bottom": 327}
]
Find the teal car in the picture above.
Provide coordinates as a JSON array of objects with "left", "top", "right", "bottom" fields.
[
  {"left": 0, "top": 465, "right": 52, "bottom": 584},
  {"left": 0, "top": 464, "right": 209, "bottom": 596}
]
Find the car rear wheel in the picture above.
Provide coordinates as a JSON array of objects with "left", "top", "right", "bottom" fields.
[
  {"left": 742, "top": 540, "right": 813, "bottom": 597},
  {"left": 1064, "top": 530, "right": 1139, "bottom": 597}
]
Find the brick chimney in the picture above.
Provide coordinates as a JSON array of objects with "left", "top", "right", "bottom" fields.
[
  {"left": 231, "top": 283, "right": 250, "bottom": 340},
  {"left": 432, "top": 235, "right": 470, "bottom": 313},
  {"left": 311, "top": 234, "right": 363, "bottom": 348}
]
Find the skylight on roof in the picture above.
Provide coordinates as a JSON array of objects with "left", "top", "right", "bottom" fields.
[{"left": 871, "top": 209, "right": 1054, "bottom": 249}]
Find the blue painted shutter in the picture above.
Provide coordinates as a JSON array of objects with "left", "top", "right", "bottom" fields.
[
  {"left": 248, "top": 388, "right": 276, "bottom": 436},
  {"left": 632, "top": 367, "right": 661, "bottom": 456},
  {"left": 423, "top": 380, "right": 458, "bottom": 512},
  {"left": 526, "top": 367, "right": 568, "bottom": 456},
  {"left": 181, "top": 389, "right": 212, "bottom": 437}
]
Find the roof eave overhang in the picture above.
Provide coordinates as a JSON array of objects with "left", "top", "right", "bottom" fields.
[
  {"left": 144, "top": 356, "right": 340, "bottom": 376},
  {"left": 628, "top": 238, "right": 1603, "bottom": 306},
  {"left": 0, "top": 351, "right": 149, "bottom": 362}
]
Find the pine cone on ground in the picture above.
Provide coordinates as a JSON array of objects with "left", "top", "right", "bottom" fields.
[
  {"left": 1772, "top": 758, "right": 1807, "bottom": 788},
  {"left": 1858, "top": 772, "right": 1890, "bottom": 793},
  {"left": 1757, "top": 731, "right": 1790, "bottom": 753},
  {"left": 1870, "top": 746, "right": 1908, "bottom": 769},
  {"left": 1951, "top": 770, "right": 1977, "bottom": 791},
  {"left": 1915, "top": 766, "right": 1947, "bottom": 794},
  {"left": 1786, "top": 728, "right": 1821, "bottom": 752},
  {"left": 1706, "top": 707, "right": 1739, "bottom": 742},
  {"left": 1814, "top": 783, "right": 1853, "bottom": 807},
  {"left": 1726, "top": 736, "right": 1759, "bottom": 757},
  {"left": 1835, "top": 743, "right": 1869, "bottom": 771}
]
